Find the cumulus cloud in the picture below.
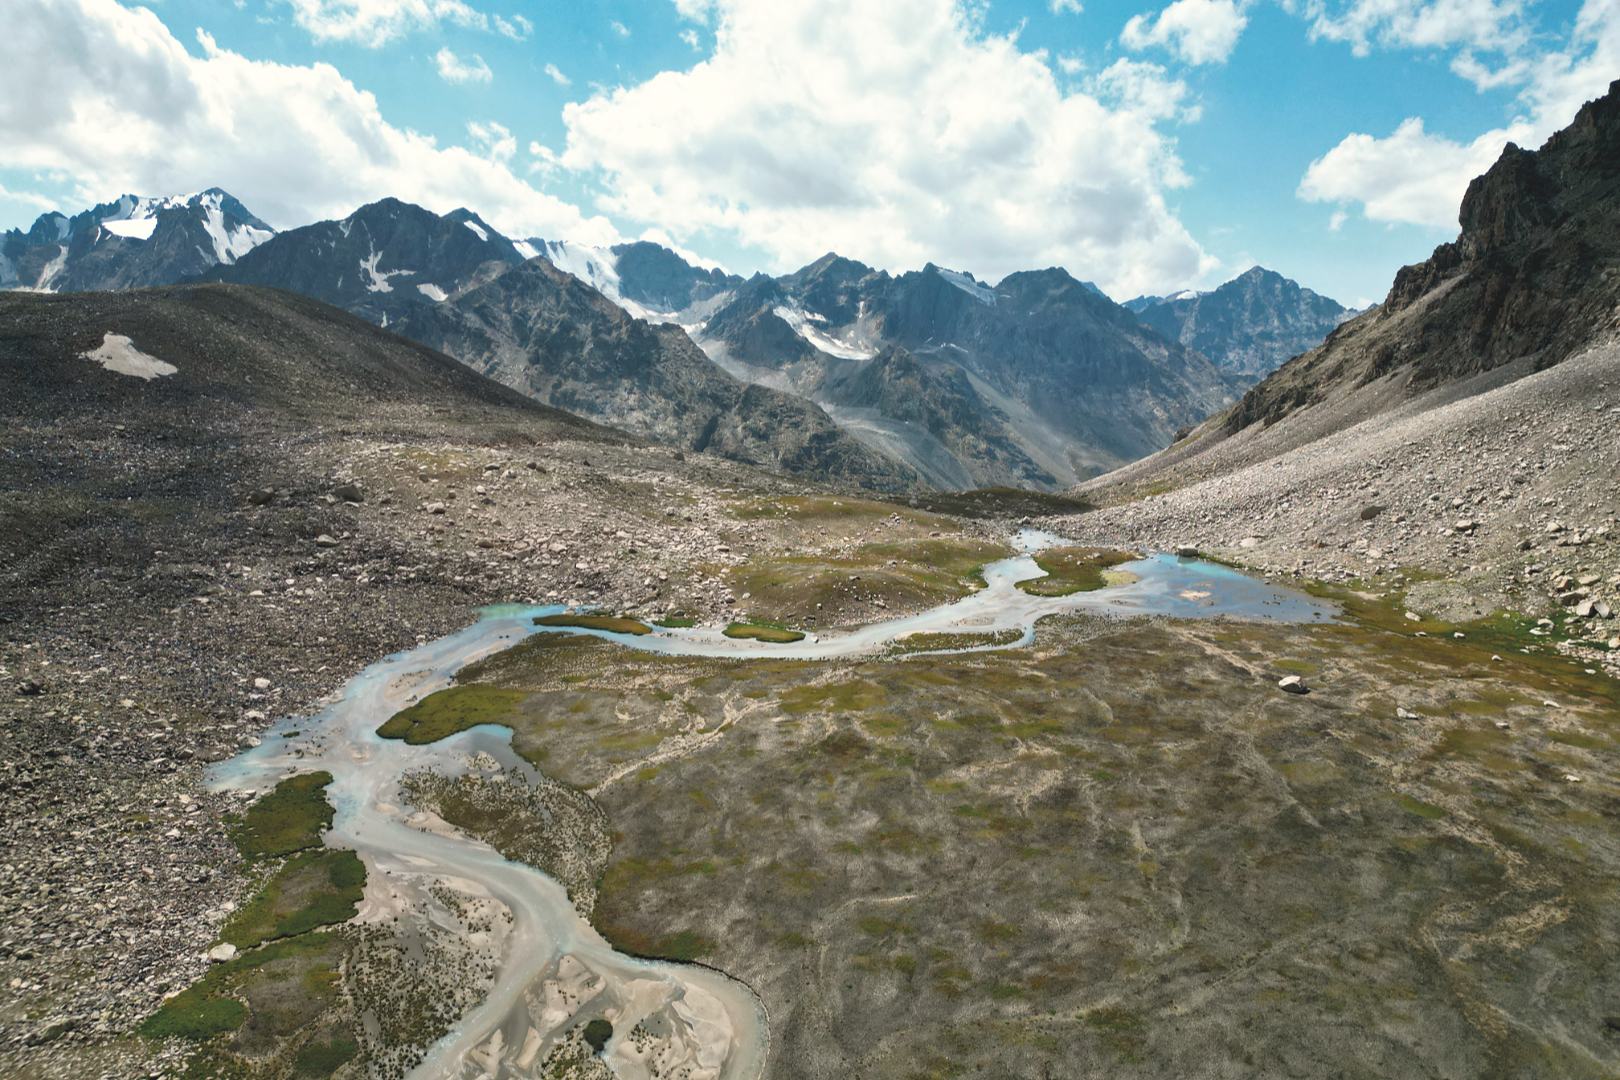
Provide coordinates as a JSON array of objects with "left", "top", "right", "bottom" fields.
[
  {"left": 672, "top": 0, "right": 716, "bottom": 21},
  {"left": 280, "top": 0, "right": 488, "bottom": 46},
  {"left": 0, "top": 0, "right": 619, "bottom": 244},
  {"left": 544, "top": 62, "right": 571, "bottom": 85},
  {"left": 559, "top": 0, "right": 1213, "bottom": 297},
  {"left": 1122, "top": 0, "right": 1248, "bottom": 65},
  {"left": 1049, "top": 0, "right": 1082, "bottom": 13},
  {"left": 681, "top": 29, "right": 702, "bottom": 49},
  {"left": 1297, "top": 116, "right": 1535, "bottom": 227},
  {"left": 436, "top": 47, "right": 492, "bottom": 83},
  {"left": 1297, "top": 0, "right": 1618, "bottom": 229}
]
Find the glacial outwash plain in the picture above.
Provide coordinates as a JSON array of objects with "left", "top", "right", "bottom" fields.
[{"left": 3, "top": 61, "right": 1620, "bottom": 1080}]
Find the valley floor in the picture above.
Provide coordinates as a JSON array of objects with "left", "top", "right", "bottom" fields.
[{"left": 3, "top": 345, "right": 1618, "bottom": 1080}]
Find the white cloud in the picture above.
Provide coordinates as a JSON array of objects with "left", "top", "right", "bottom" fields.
[
  {"left": 1049, "top": 0, "right": 1082, "bottom": 13},
  {"left": 559, "top": 0, "right": 1213, "bottom": 297},
  {"left": 1057, "top": 53, "right": 1084, "bottom": 74},
  {"left": 672, "top": 0, "right": 716, "bottom": 22},
  {"left": 681, "top": 29, "right": 702, "bottom": 49},
  {"left": 1305, "top": 0, "right": 1530, "bottom": 58},
  {"left": 436, "top": 47, "right": 492, "bottom": 83},
  {"left": 494, "top": 13, "right": 531, "bottom": 39},
  {"left": 1297, "top": 116, "right": 1535, "bottom": 227},
  {"left": 610, "top": 19, "right": 630, "bottom": 36},
  {"left": 1121, "top": 0, "right": 1248, "bottom": 65},
  {"left": 544, "top": 62, "right": 571, "bottom": 85},
  {"left": 466, "top": 120, "right": 515, "bottom": 162},
  {"left": 280, "top": 0, "right": 488, "bottom": 47},
  {"left": 1296, "top": 0, "right": 1619, "bottom": 229},
  {"left": 0, "top": 0, "right": 619, "bottom": 245},
  {"left": 0, "top": 180, "right": 59, "bottom": 213}
]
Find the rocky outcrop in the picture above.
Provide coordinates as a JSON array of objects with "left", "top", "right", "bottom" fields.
[{"left": 1218, "top": 79, "right": 1620, "bottom": 440}]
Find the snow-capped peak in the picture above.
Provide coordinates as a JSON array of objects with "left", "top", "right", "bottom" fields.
[{"left": 88, "top": 190, "right": 274, "bottom": 264}]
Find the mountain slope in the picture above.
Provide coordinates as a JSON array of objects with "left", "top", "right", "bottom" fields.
[
  {"left": 1128, "top": 266, "right": 1352, "bottom": 379},
  {"left": 687, "top": 256, "right": 1238, "bottom": 489},
  {"left": 392, "top": 258, "right": 917, "bottom": 490},
  {"left": 1056, "top": 80, "right": 1620, "bottom": 630},
  {"left": 1, "top": 189, "right": 274, "bottom": 292}
]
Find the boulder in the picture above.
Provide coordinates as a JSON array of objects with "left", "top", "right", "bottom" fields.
[
  {"left": 1176, "top": 545, "right": 1198, "bottom": 558},
  {"left": 333, "top": 482, "right": 364, "bottom": 503},
  {"left": 247, "top": 488, "right": 276, "bottom": 505},
  {"left": 1278, "top": 675, "right": 1309, "bottom": 694},
  {"left": 1359, "top": 504, "right": 1385, "bottom": 521},
  {"left": 315, "top": 534, "right": 339, "bottom": 548},
  {"left": 208, "top": 943, "right": 237, "bottom": 963}
]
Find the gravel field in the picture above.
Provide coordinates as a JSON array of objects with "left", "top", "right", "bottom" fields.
[{"left": 1051, "top": 339, "right": 1620, "bottom": 678}]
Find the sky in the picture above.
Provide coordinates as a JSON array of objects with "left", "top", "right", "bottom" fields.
[{"left": 0, "top": 0, "right": 1614, "bottom": 307}]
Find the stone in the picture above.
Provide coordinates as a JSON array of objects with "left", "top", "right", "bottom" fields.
[
  {"left": 208, "top": 943, "right": 237, "bottom": 963},
  {"left": 1278, "top": 675, "right": 1308, "bottom": 694},
  {"left": 315, "top": 534, "right": 339, "bottom": 548},
  {"left": 426, "top": 502, "right": 447, "bottom": 515},
  {"left": 1397, "top": 707, "right": 1419, "bottom": 719},
  {"left": 1404, "top": 611, "right": 1422, "bottom": 621},
  {"left": 1597, "top": 601, "right": 1613, "bottom": 618},
  {"left": 1239, "top": 537, "right": 1260, "bottom": 549},
  {"left": 1546, "top": 521, "right": 1566, "bottom": 533},
  {"left": 1176, "top": 545, "right": 1198, "bottom": 558},
  {"left": 1559, "top": 591, "right": 1585, "bottom": 607},
  {"left": 333, "top": 483, "right": 364, "bottom": 503},
  {"left": 247, "top": 488, "right": 276, "bottom": 505},
  {"left": 1454, "top": 519, "right": 1477, "bottom": 532},
  {"left": 1576, "top": 599, "right": 1594, "bottom": 617},
  {"left": 1359, "top": 504, "right": 1385, "bottom": 521}
]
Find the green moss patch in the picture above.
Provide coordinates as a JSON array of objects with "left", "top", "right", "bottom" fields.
[
  {"left": 222, "top": 849, "right": 366, "bottom": 950},
  {"left": 723, "top": 622, "right": 806, "bottom": 643},
  {"left": 229, "top": 772, "right": 335, "bottom": 859},
  {"left": 377, "top": 685, "right": 528, "bottom": 744},
  {"left": 1017, "top": 547, "right": 1137, "bottom": 597},
  {"left": 535, "top": 613, "right": 653, "bottom": 635}
]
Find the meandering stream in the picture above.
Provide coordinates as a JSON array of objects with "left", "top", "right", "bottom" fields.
[{"left": 205, "top": 535, "right": 1333, "bottom": 1079}]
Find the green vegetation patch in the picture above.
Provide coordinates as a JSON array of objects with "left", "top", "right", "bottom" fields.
[
  {"left": 229, "top": 772, "right": 335, "bottom": 859},
  {"left": 723, "top": 622, "right": 806, "bottom": 643},
  {"left": 583, "top": 1018, "right": 613, "bottom": 1054},
  {"left": 654, "top": 615, "right": 697, "bottom": 628},
  {"left": 887, "top": 629, "right": 1024, "bottom": 655},
  {"left": 1017, "top": 547, "right": 1137, "bottom": 597},
  {"left": 294, "top": 1034, "right": 359, "bottom": 1077},
  {"left": 1396, "top": 794, "right": 1447, "bottom": 820},
  {"left": 377, "top": 685, "right": 528, "bottom": 744},
  {"left": 535, "top": 613, "right": 653, "bottom": 635},
  {"left": 222, "top": 849, "right": 366, "bottom": 949},
  {"left": 780, "top": 679, "right": 885, "bottom": 714},
  {"left": 597, "top": 922, "right": 716, "bottom": 962},
  {"left": 138, "top": 932, "right": 343, "bottom": 1042}
]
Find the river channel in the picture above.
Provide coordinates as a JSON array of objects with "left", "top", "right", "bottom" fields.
[{"left": 206, "top": 534, "right": 1333, "bottom": 1079}]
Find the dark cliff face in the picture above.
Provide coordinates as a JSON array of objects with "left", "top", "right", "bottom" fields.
[
  {"left": 1223, "top": 79, "right": 1620, "bottom": 437},
  {"left": 607, "top": 241, "right": 741, "bottom": 310},
  {"left": 1131, "top": 267, "right": 1351, "bottom": 378},
  {"left": 201, "top": 198, "right": 525, "bottom": 324}
]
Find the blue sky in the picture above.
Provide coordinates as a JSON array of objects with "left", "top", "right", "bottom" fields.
[{"left": 2, "top": 0, "right": 1613, "bottom": 306}]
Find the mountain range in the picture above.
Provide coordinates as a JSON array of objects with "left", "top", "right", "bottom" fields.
[
  {"left": 4, "top": 190, "right": 1355, "bottom": 493},
  {"left": 0, "top": 189, "right": 274, "bottom": 292}
]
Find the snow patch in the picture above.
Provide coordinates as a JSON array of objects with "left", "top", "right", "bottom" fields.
[
  {"left": 512, "top": 240, "right": 540, "bottom": 261},
  {"left": 936, "top": 267, "right": 997, "bottom": 305},
  {"left": 360, "top": 248, "right": 414, "bottom": 293},
  {"left": 1172, "top": 289, "right": 1200, "bottom": 301},
  {"left": 81, "top": 333, "right": 177, "bottom": 380},
  {"left": 33, "top": 247, "right": 69, "bottom": 291},
  {"left": 416, "top": 283, "right": 449, "bottom": 302},
  {"left": 771, "top": 303, "right": 876, "bottom": 360},
  {"left": 102, "top": 217, "right": 159, "bottom": 241},
  {"left": 463, "top": 220, "right": 489, "bottom": 242},
  {"left": 539, "top": 239, "right": 622, "bottom": 297}
]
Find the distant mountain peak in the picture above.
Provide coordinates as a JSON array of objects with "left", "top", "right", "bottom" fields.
[{"left": 2, "top": 188, "right": 275, "bottom": 292}]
